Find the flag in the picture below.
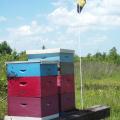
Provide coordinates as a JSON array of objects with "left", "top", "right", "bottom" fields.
[{"left": 76, "top": 0, "right": 86, "bottom": 13}]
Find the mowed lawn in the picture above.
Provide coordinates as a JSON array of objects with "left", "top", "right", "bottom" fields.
[{"left": 0, "top": 61, "right": 120, "bottom": 120}]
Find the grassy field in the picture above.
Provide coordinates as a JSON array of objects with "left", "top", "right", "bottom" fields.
[
  {"left": 75, "top": 61, "right": 120, "bottom": 120},
  {"left": 0, "top": 61, "right": 120, "bottom": 119},
  {"left": 0, "top": 91, "right": 6, "bottom": 120}
]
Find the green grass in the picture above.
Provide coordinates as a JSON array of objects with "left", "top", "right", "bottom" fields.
[
  {"left": 0, "top": 93, "right": 7, "bottom": 120},
  {"left": 75, "top": 78, "right": 120, "bottom": 120},
  {"left": 75, "top": 62, "right": 120, "bottom": 120},
  {"left": 0, "top": 61, "right": 120, "bottom": 119}
]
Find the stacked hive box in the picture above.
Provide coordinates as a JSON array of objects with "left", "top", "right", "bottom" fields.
[
  {"left": 27, "top": 48, "right": 75, "bottom": 113},
  {"left": 6, "top": 61, "right": 59, "bottom": 120}
]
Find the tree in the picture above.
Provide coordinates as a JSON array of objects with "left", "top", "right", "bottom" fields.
[
  {"left": 102, "top": 52, "right": 106, "bottom": 61},
  {"left": 74, "top": 55, "right": 80, "bottom": 62},
  {"left": 87, "top": 53, "right": 91, "bottom": 59},
  {"left": 108, "top": 47, "right": 120, "bottom": 64},
  {"left": 0, "top": 41, "right": 12, "bottom": 55},
  {"left": 86, "top": 53, "right": 92, "bottom": 61},
  {"left": 94, "top": 52, "right": 103, "bottom": 61},
  {"left": 17, "top": 51, "right": 27, "bottom": 61}
]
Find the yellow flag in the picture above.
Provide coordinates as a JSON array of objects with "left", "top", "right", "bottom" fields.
[
  {"left": 76, "top": 0, "right": 86, "bottom": 7},
  {"left": 76, "top": 0, "right": 86, "bottom": 13}
]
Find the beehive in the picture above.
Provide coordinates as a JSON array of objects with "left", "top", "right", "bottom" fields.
[
  {"left": 6, "top": 61, "right": 59, "bottom": 119},
  {"left": 27, "top": 48, "right": 75, "bottom": 113}
]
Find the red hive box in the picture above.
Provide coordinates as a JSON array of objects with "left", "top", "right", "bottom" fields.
[
  {"left": 8, "top": 76, "right": 58, "bottom": 97},
  {"left": 8, "top": 96, "right": 59, "bottom": 117},
  {"left": 57, "top": 75, "right": 75, "bottom": 94},
  {"left": 59, "top": 93, "right": 75, "bottom": 112}
]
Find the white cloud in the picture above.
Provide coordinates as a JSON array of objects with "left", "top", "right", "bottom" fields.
[
  {"left": 48, "top": 7, "right": 98, "bottom": 28},
  {"left": 48, "top": 0, "right": 120, "bottom": 31},
  {"left": 83, "top": 35, "right": 107, "bottom": 46},
  {"left": 7, "top": 25, "right": 32, "bottom": 37},
  {"left": 0, "top": 39, "right": 4, "bottom": 42},
  {"left": 1, "top": 0, "right": 120, "bottom": 55},
  {"left": 0, "top": 16, "right": 7, "bottom": 22},
  {"left": 7, "top": 21, "right": 53, "bottom": 37},
  {"left": 51, "top": 0, "right": 73, "bottom": 7},
  {"left": 5, "top": 21, "right": 55, "bottom": 51}
]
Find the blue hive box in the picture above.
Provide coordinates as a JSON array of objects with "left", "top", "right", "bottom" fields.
[
  {"left": 6, "top": 61, "right": 58, "bottom": 77},
  {"left": 26, "top": 49, "right": 75, "bottom": 63}
]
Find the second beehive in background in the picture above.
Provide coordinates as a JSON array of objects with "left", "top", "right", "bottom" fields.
[{"left": 27, "top": 48, "right": 75, "bottom": 113}]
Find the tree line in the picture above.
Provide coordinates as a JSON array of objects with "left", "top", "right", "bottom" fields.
[
  {"left": 0, "top": 41, "right": 120, "bottom": 92},
  {"left": 1, "top": 41, "right": 120, "bottom": 64},
  {"left": 0, "top": 41, "right": 27, "bottom": 92},
  {"left": 75, "top": 47, "right": 120, "bottom": 64}
]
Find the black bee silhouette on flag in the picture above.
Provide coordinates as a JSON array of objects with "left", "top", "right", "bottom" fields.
[{"left": 76, "top": 0, "right": 86, "bottom": 13}]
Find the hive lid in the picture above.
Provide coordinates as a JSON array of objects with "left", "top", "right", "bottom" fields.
[
  {"left": 5, "top": 60, "right": 58, "bottom": 64},
  {"left": 26, "top": 48, "right": 75, "bottom": 55}
]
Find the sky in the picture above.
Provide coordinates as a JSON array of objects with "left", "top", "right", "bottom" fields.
[{"left": 0, "top": 0, "right": 120, "bottom": 56}]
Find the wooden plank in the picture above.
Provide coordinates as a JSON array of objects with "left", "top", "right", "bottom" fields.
[
  {"left": 59, "top": 105, "right": 110, "bottom": 120},
  {"left": 3, "top": 105, "right": 110, "bottom": 120}
]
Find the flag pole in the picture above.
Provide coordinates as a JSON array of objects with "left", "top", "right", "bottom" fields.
[
  {"left": 76, "top": 0, "right": 86, "bottom": 110},
  {"left": 79, "top": 27, "right": 84, "bottom": 109}
]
